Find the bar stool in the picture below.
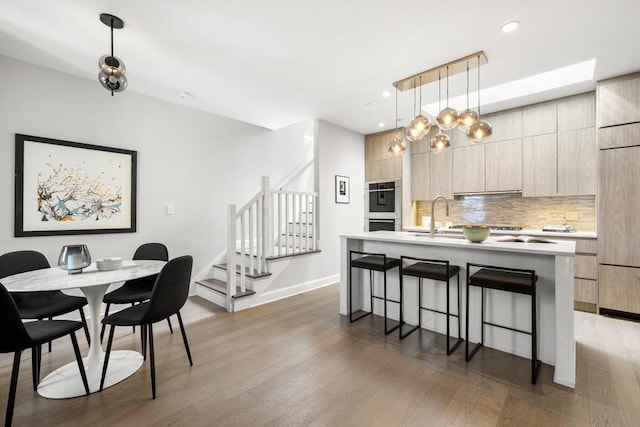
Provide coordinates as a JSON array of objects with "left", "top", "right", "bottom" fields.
[
  {"left": 465, "top": 262, "right": 540, "bottom": 384},
  {"left": 349, "top": 250, "right": 400, "bottom": 335},
  {"left": 399, "top": 256, "right": 463, "bottom": 355}
]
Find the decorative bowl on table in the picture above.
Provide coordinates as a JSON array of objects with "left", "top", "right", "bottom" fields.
[
  {"left": 463, "top": 225, "right": 490, "bottom": 243},
  {"left": 96, "top": 257, "right": 123, "bottom": 271}
]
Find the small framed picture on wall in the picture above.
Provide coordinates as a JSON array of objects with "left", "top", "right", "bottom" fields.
[{"left": 335, "top": 175, "right": 350, "bottom": 204}]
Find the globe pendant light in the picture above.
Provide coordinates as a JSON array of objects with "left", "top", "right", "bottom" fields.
[
  {"left": 387, "top": 86, "right": 406, "bottom": 156},
  {"left": 467, "top": 54, "right": 492, "bottom": 142},
  {"left": 437, "top": 66, "right": 459, "bottom": 131},
  {"left": 458, "top": 60, "right": 479, "bottom": 132},
  {"left": 430, "top": 131, "right": 450, "bottom": 153},
  {"left": 406, "top": 76, "right": 431, "bottom": 142},
  {"left": 98, "top": 13, "right": 127, "bottom": 95}
]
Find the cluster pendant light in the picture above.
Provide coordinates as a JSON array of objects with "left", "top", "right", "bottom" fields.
[
  {"left": 386, "top": 87, "right": 406, "bottom": 156},
  {"left": 387, "top": 51, "right": 492, "bottom": 155},
  {"left": 405, "top": 75, "right": 431, "bottom": 142},
  {"left": 466, "top": 54, "right": 492, "bottom": 142},
  {"left": 98, "top": 13, "right": 127, "bottom": 95},
  {"left": 430, "top": 69, "right": 450, "bottom": 153}
]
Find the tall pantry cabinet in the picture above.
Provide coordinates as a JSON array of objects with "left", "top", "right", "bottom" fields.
[{"left": 597, "top": 71, "right": 640, "bottom": 316}]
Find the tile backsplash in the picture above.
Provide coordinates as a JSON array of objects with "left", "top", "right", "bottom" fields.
[{"left": 414, "top": 193, "right": 595, "bottom": 231}]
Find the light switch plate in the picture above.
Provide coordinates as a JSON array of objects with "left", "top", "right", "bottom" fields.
[{"left": 167, "top": 203, "right": 175, "bottom": 215}]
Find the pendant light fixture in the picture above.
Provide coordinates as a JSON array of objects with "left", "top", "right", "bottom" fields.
[
  {"left": 436, "top": 66, "right": 459, "bottom": 131},
  {"left": 387, "top": 86, "right": 406, "bottom": 156},
  {"left": 458, "top": 60, "right": 479, "bottom": 132},
  {"left": 431, "top": 69, "right": 450, "bottom": 153},
  {"left": 405, "top": 75, "right": 431, "bottom": 142},
  {"left": 466, "top": 54, "right": 493, "bottom": 142},
  {"left": 98, "top": 13, "right": 127, "bottom": 95}
]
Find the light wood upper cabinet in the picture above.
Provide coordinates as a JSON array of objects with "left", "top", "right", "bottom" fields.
[
  {"left": 485, "top": 109, "right": 523, "bottom": 143},
  {"left": 365, "top": 133, "right": 384, "bottom": 161},
  {"left": 452, "top": 144, "right": 484, "bottom": 194},
  {"left": 382, "top": 156, "right": 403, "bottom": 180},
  {"left": 557, "top": 127, "right": 596, "bottom": 195},
  {"left": 597, "top": 71, "right": 640, "bottom": 128},
  {"left": 365, "top": 130, "right": 403, "bottom": 181},
  {"left": 557, "top": 92, "right": 595, "bottom": 131},
  {"left": 485, "top": 139, "right": 522, "bottom": 192},
  {"left": 598, "top": 144, "right": 640, "bottom": 266},
  {"left": 522, "top": 133, "right": 557, "bottom": 197},
  {"left": 411, "top": 152, "right": 430, "bottom": 200},
  {"left": 522, "top": 101, "right": 556, "bottom": 137},
  {"left": 431, "top": 148, "right": 453, "bottom": 199}
]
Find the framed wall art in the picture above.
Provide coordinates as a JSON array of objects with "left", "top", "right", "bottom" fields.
[
  {"left": 335, "top": 175, "right": 350, "bottom": 204},
  {"left": 14, "top": 134, "right": 137, "bottom": 237}
]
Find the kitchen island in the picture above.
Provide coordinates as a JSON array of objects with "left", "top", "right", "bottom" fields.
[{"left": 340, "top": 231, "right": 576, "bottom": 388}]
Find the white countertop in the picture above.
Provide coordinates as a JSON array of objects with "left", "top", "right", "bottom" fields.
[
  {"left": 342, "top": 231, "right": 576, "bottom": 256},
  {"left": 403, "top": 225, "right": 596, "bottom": 239}
]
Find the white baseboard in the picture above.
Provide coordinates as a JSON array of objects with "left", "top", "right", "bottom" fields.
[{"left": 234, "top": 274, "right": 338, "bottom": 311}]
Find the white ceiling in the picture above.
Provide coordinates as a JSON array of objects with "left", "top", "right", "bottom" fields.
[{"left": 2, "top": 1, "right": 640, "bottom": 135}]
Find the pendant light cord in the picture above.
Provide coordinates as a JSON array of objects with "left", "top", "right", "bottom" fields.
[
  {"left": 477, "top": 55, "right": 481, "bottom": 114},
  {"left": 446, "top": 66, "right": 450, "bottom": 106},
  {"left": 466, "top": 60, "right": 470, "bottom": 109},
  {"left": 395, "top": 86, "right": 399, "bottom": 136},
  {"left": 438, "top": 69, "right": 442, "bottom": 112},
  {"left": 412, "top": 84, "right": 416, "bottom": 118},
  {"left": 418, "top": 75, "right": 423, "bottom": 115}
]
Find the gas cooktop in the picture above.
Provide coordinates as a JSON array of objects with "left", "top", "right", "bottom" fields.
[{"left": 449, "top": 224, "right": 523, "bottom": 231}]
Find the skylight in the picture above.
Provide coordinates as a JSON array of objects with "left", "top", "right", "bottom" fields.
[{"left": 422, "top": 59, "right": 596, "bottom": 116}]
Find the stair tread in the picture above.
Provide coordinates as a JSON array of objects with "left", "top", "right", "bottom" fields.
[
  {"left": 267, "top": 249, "right": 321, "bottom": 261},
  {"left": 196, "top": 278, "right": 256, "bottom": 299},
  {"left": 213, "top": 263, "right": 272, "bottom": 279}
]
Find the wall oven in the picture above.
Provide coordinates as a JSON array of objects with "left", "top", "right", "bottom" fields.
[{"left": 365, "top": 180, "right": 401, "bottom": 231}]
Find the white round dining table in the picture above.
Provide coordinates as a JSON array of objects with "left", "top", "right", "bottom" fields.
[{"left": 1, "top": 260, "right": 165, "bottom": 399}]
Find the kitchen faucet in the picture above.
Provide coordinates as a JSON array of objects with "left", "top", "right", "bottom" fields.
[{"left": 430, "top": 195, "right": 449, "bottom": 238}]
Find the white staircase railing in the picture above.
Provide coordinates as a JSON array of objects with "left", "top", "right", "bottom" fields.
[
  {"left": 226, "top": 176, "right": 318, "bottom": 306},
  {"left": 272, "top": 190, "right": 317, "bottom": 257}
]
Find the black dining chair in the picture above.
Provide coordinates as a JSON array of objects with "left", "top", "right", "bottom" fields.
[
  {"left": 1, "top": 283, "right": 89, "bottom": 427},
  {"left": 0, "top": 251, "right": 90, "bottom": 348},
  {"left": 100, "top": 243, "right": 170, "bottom": 342},
  {"left": 100, "top": 255, "right": 193, "bottom": 399}
]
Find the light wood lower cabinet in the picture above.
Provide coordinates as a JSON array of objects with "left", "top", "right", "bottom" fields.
[
  {"left": 553, "top": 236, "right": 598, "bottom": 313},
  {"left": 574, "top": 278, "right": 597, "bottom": 305},
  {"left": 599, "top": 264, "right": 640, "bottom": 315}
]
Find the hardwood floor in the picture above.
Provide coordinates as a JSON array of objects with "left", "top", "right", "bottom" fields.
[{"left": 1, "top": 284, "right": 639, "bottom": 426}]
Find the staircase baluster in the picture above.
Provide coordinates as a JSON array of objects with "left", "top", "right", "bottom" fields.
[{"left": 240, "top": 212, "right": 246, "bottom": 293}]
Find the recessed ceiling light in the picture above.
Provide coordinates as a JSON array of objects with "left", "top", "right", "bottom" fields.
[
  {"left": 501, "top": 21, "right": 520, "bottom": 33},
  {"left": 381, "top": 90, "right": 391, "bottom": 98},
  {"left": 378, "top": 122, "right": 385, "bottom": 127}
]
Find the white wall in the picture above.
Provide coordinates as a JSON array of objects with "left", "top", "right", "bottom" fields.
[{"left": 0, "top": 56, "right": 317, "bottom": 279}]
